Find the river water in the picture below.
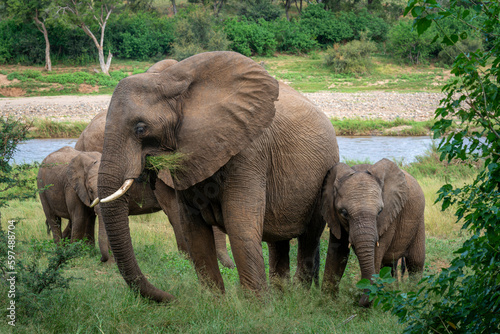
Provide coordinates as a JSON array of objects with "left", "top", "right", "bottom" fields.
[{"left": 11, "top": 136, "right": 436, "bottom": 165}]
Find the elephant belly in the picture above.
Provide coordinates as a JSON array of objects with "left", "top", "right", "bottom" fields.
[{"left": 259, "top": 104, "right": 338, "bottom": 242}]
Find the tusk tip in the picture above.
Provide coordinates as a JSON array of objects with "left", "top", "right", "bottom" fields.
[{"left": 90, "top": 198, "right": 100, "bottom": 208}]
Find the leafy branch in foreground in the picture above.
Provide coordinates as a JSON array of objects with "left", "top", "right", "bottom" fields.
[
  {"left": 0, "top": 117, "right": 38, "bottom": 209},
  {"left": 363, "top": 1, "right": 500, "bottom": 333}
]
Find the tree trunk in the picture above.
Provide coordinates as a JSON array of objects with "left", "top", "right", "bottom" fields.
[
  {"left": 171, "top": 0, "right": 177, "bottom": 15},
  {"left": 285, "top": 0, "right": 291, "bottom": 21},
  {"left": 33, "top": 15, "right": 51, "bottom": 72}
]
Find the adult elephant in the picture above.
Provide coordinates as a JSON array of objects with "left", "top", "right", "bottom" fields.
[
  {"left": 97, "top": 51, "right": 339, "bottom": 302},
  {"left": 76, "top": 109, "right": 234, "bottom": 268}
]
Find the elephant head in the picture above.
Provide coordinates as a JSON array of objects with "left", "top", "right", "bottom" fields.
[
  {"left": 97, "top": 51, "right": 279, "bottom": 302},
  {"left": 321, "top": 158, "right": 409, "bottom": 307},
  {"left": 68, "top": 151, "right": 102, "bottom": 209}
]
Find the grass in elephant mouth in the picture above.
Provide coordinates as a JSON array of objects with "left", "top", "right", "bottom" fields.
[{"left": 145, "top": 152, "right": 187, "bottom": 174}]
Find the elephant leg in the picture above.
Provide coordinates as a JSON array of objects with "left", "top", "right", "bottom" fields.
[
  {"left": 268, "top": 240, "right": 290, "bottom": 286},
  {"left": 223, "top": 184, "right": 267, "bottom": 292},
  {"left": 70, "top": 205, "right": 88, "bottom": 242},
  {"left": 153, "top": 180, "right": 189, "bottom": 254},
  {"left": 405, "top": 221, "right": 425, "bottom": 277},
  {"left": 179, "top": 200, "right": 224, "bottom": 292},
  {"left": 48, "top": 216, "right": 63, "bottom": 244},
  {"left": 84, "top": 212, "right": 96, "bottom": 246},
  {"left": 213, "top": 226, "right": 235, "bottom": 269},
  {"left": 323, "top": 231, "right": 350, "bottom": 296},
  {"left": 62, "top": 220, "right": 72, "bottom": 240},
  {"left": 295, "top": 216, "right": 324, "bottom": 287}
]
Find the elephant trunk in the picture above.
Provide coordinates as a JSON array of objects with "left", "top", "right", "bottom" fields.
[
  {"left": 98, "top": 154, "right": 174, "bottom": 302},
  {"left": 351, "top": 221, "right": 377, "bottom": 308}
]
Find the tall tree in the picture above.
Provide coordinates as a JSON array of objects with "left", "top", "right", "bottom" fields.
[
  {"left": 171, "top": 0, "right": 177, "bottom": 15},
  {"left": 58, "top": 0, "right": 119, "bottom": 75},
  {"left": 4, "top": 0, "right": 55, "bottom": 71}
]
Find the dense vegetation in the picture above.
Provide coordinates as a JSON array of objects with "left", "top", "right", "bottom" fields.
[{"left": 0, "top": 0, "right": 488, "bottom": 72}]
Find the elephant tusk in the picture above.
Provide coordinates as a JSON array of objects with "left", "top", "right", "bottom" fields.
[
  {"left": 90, "top": 198, "right": 100, "bottom": 208},
  {"left": 376, "top": 242, "right": 380, "bottom": 247},
  {"left": 348, "top": 243, "right": 351, "bottom": 249},
  {"left": 101, "top": 179, "right": 134, "bottom": 203}
]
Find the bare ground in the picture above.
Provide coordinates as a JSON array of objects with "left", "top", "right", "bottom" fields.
[{"left": 1, "top": 92, "right": 442, "bottom": 123}]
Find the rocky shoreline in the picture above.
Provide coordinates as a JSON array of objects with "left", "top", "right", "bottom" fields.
[{"left": 0, "top": 92, "right": 443, "bottom": 123}]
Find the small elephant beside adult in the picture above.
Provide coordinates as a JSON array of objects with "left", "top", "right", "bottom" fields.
[
  {"left": 321, "top": 158, "right": 426, "bottom": 307},
  {"left": 75, "top": 108, "right": 235, "bottom": 268},
  {"left": 38, "top": 146, "right": 101, "bottom": 246},
  {"left": 95, "top": 51, "right": 339, "bottom": 302}
]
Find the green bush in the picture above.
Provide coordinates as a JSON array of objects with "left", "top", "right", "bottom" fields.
[
  {"left": 0, "top": 19, "right": 45, "bottom": 65},
  {"left": 270, "top": 18, "right": 318, "bottom": 54},
  {"left": 438, "top": 37, "right": 483, "bottom": 65},
  {"left": 299, "top": 4, "right": 353, "bottom": 46},
  {"left": 323, "top": 39, "right": 377, "bottom": 74},
  {"left": 109, "top": 11, "right": 175, "bottom": 60},
  {"left": 171, "top": 7, "right": 230, "bottom": 60},
  {"left": 236, "top": 0, "right": 283, "bottom": 22},
  {"left": 387, "top": 20, "right": 438, "bottom": 64},
  {"left": 338, "top": 9, "right": 389, "bottom": 42},
  {"left": 224, "top": 17, "right": 277, "bottom": 56}
]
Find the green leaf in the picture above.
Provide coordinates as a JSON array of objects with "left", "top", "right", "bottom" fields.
[
  {"left": 411, "top": 6, "right": 424, "bottom": 17},
  {"left": 379, "top": 266, "right": 393, "bottom": 279},
  {"left": 404, "top": 0, "right": 419, "bottom": 16},
  {"left": 416, "top": 17, "right": 432, "bottom": 35},
  {"left": 356, "top": 278, "right": 372, "bottom": 290}
]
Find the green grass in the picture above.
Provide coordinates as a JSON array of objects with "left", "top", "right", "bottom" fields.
[
  {"left": 0, "top": 59, "right": 154, "bottom": 97},
  {"left": 331, "top": 117, "right": 435, "bottom": 136},
  {"left": 30, "top": 119, "right": 90, "bottom": 138},
  {"left": 254, "top": 54, "right": 451, "bottom": 93},
  {"left": 0, "top": 146, "right": 472, "bottom": 332}
]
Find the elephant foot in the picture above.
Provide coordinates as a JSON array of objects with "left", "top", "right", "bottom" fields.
[{"left": 358, "top": 293, "right": 372, "bottom": 308}]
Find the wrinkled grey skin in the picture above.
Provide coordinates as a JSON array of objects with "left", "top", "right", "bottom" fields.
[
  {"left": 97, "top": 51, "right": 339, "bottom": 302},
  {"left": 38, "top": 146, "right": 101, "bottom": 245},
  {"left": 321, "top": 159, "right": 426, "bottom": 307},
  {"left": 75, "top": 110, "right": 234, "bottom": 267}
]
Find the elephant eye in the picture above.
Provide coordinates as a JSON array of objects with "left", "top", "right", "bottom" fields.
[
  {"left": 378, "top": 208, "right": 383, "bottom": 215},
  {"left": 135, "top": 123, "right": 147, "bottom": 137},
  {"left": 339, "top": 208, "right": 349, "bottom": 219}
]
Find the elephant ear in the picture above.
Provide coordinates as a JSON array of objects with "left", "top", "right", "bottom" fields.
[
  {"left": 367, "top": 158, "right": 409, "bottom": 238},
  {"left": 68, "top": 152, "right": 101, "bottom": 207},
  {"left": 321, "top": 163, "right": 355, "bottom": 239},
  {"left": 157, "top": 51, "right": 279, "bottom": 190}
]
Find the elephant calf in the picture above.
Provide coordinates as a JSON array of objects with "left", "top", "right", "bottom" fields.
[
  {"left": 321, "top": 158, "right": 425, "bottom": 307},
  {"left": 38, "top": 146, "right": 100, "bottom": 245}
]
